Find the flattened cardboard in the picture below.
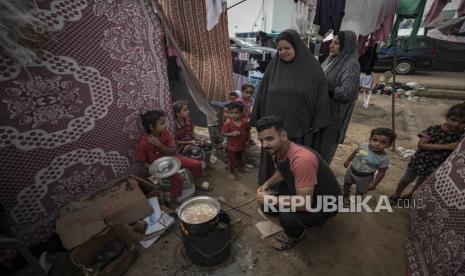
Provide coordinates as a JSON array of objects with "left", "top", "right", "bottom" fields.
[
  {"left": 56, "top": 201, "right": 106, "bottom": 249},
  {"left": 255, "top": 220, "right": 283, "bottom": 239},
  {"left": 92, "top": 178, "right": 152, "bottom": 225}
]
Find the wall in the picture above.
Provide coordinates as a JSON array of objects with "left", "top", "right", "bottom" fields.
[{"left": 227, "top": 0, "right": 270, "bottom": 35}]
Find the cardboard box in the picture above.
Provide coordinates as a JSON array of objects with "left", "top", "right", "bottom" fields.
[
  {"left": 56, "top": 201, "right": 107, "bottom": 250},
  {"left": 56, "top": 178, "right": 152, "bottom": 249},
  {"left": 92, "top": 178, "right": 152, "bottom": 225},
  {"left": 71, "top": 224, "right": 138, "bottom": 276}
]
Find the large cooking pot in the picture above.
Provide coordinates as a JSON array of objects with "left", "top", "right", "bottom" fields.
[{"left": 178, "top": 196, "right": 220, "bottom": 235}]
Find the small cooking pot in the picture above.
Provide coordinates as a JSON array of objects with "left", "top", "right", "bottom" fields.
[{"left": 178, "top": 196, "right": 220, "bottom": 235}]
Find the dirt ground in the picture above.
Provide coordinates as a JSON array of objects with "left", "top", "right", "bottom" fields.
[{"left": 125, "top": 94, "right": 462, "bottom": 276}]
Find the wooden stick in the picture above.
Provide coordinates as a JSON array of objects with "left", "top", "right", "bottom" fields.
[{"left": 129, "top": 174, "right": 158, "bottom": 188}]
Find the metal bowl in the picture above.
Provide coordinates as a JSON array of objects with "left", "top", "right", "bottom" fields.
[{"left": 149, "top": 156, "right": 181, "bottom": 179}]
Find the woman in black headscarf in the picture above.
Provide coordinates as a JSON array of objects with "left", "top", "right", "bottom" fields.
[
  {"left": 320, "top": 31, "right": 360, "bottom": 163},
  {"left": 251, "top": 29, "right": 334, "bottom": 185}
]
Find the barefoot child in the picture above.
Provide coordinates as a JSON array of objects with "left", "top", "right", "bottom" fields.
[
  {"left": 343, "top": 128, "right": 397, "bottom": 204},
  {"left": 390, "top": 103, "right": 465, "bottom": 201},
  {"left": 136, "top": 110, "right": 203, "bottom": 209},
  {"left": 173, "top": 101, "right": 213, "bottom": 169},
  {"left": 222, "top": 101, "right": 250, "bottom": 179}
]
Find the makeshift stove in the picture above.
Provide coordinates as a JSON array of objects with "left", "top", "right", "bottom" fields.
[{"left": 158, "top": 197, "right": 251, "bottom": 266}]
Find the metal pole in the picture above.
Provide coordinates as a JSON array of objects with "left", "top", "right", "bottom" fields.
[
  {"left": 391, "top": 42, "right": 398, "bottom": 151},
  {"left": 227, "top": 0, "right": 247, "bottom": 10}
]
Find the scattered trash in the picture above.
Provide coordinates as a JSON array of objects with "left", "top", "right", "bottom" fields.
[
  {"left": 199, "top": 181, "right": 211, "bottom": 191},
  {"left": 256, "top": 207, "right": 270, "bottom": 221},
  {"left": 140, "top": 236, "right": 161, "bottom": 249},
  {"left": 216, "top": 196, "right": 226, "bottom": 203},
  {"left": 136, "top": 197, "right": 175, "bottom": 249},
  {"left": 239, "top": 250, "right": 255, "bottom": 271},
  {"left": 210, "top": 154, "right": 218, "bottom": 164},
  {"left": 397, "top": 147, "right": 416, "bottom": 158},
  {"left": 255, "top": 221, "right": 283, "bottom": 239}
]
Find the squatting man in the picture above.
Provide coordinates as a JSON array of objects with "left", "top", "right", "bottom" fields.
[
  {"left": 254, "top": 116, "right": 397, "bottom": 250},
  {"left": 255, "top": 116, "right": 342, "bottom": 250}
]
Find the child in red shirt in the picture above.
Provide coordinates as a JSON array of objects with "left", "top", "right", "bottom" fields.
[
  {"left": 136, "top": 110, "right": 202, "bottom": 209},
  {"left": 173, "top": 101, "right": 213, "bottom": 169},
  {"left": 236, "top": 83, "right": 255, "bottom": 120},
  {"left": 237, "top": 84, "right": 256, "bottom": 149},
  {"left": 222, "top": 101, "right": 250, "bottom": 179}
]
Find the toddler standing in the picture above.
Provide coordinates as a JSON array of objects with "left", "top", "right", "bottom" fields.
[
  {"left": 343, "top": 128, "right": 397, "bottom": 205},
  {"left": 222, "top": 101, "right": 250, "bottom": 179}
]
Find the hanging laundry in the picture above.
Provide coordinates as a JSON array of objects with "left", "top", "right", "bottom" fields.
[
  {"left": 205, "top": 0, "right": 226, "bottom": 31},
  {"left": 357, "top": 35, "right": 369, "bottom": 56},
  {"left": 340, "top": 0, "right": 383, "bottom": 37},
  {"left": 458, "top": 0, "right": 465, "bottom": 17},
  {"left": 439, "top": 17, "right": 465, "bottom": 36},
  {"left": 424, "top": 0, "right": 451, "bottom": 25},
  {"left": 369, "top": 0, "right": 399, "bottom": 44},
  {"left": 386, "top": 0, "right": 427, "bottom": 50},
  {"left": 358, "top": 44, "right": 379, "bottom": 74},
  {"left": 313, "top": 0, "right": 346, "bottom": 36},
  {"left": 294, "top": 0, "right": 317, "bottom": 6}
]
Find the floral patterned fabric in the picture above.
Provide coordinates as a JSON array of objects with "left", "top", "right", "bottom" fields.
[
  {"left": 0, "top": 0, "right": 173, "bottom": 244},
  {"left": 406, "top": 137, "right": 465, "bottom": 276},
  {"left": 408, "top": 124, "right": 464, "bottom": 177}
]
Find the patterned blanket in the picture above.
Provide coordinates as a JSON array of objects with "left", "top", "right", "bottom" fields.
[
  {"left": 0, "top": 0, "right": 173, "bottom": 244},
  {"left": 406, "top": 137, "right": 465, "bottom": 275}
]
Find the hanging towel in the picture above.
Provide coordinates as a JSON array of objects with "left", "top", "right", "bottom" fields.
[
  {"left": 206, "top": 0, "right": 226, "bottom": 31},
  {"left": 369, "top": 0, "right": 399, "bottom": 44}
]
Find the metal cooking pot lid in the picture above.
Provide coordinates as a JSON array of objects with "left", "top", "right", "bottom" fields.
[{"left": 149, "top": 156, "right": 181, "bottom": 179}]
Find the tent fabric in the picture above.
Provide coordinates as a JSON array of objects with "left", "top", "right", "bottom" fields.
[
  {"left": 406, "top": 137, "right": 465, "bottom": 276},
  {"left": 0, "top": 0, "right": 173, "bottom": 244},
  {"left": 159, "top": 0, "right": 233, "bottom": 102},
  {"left": 152, "top": 0, "right": 218, "bottom": 125}
]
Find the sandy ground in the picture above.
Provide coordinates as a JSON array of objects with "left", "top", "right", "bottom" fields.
[{"left": 125, "top": 94, "right": 461, "bottom": 276}]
